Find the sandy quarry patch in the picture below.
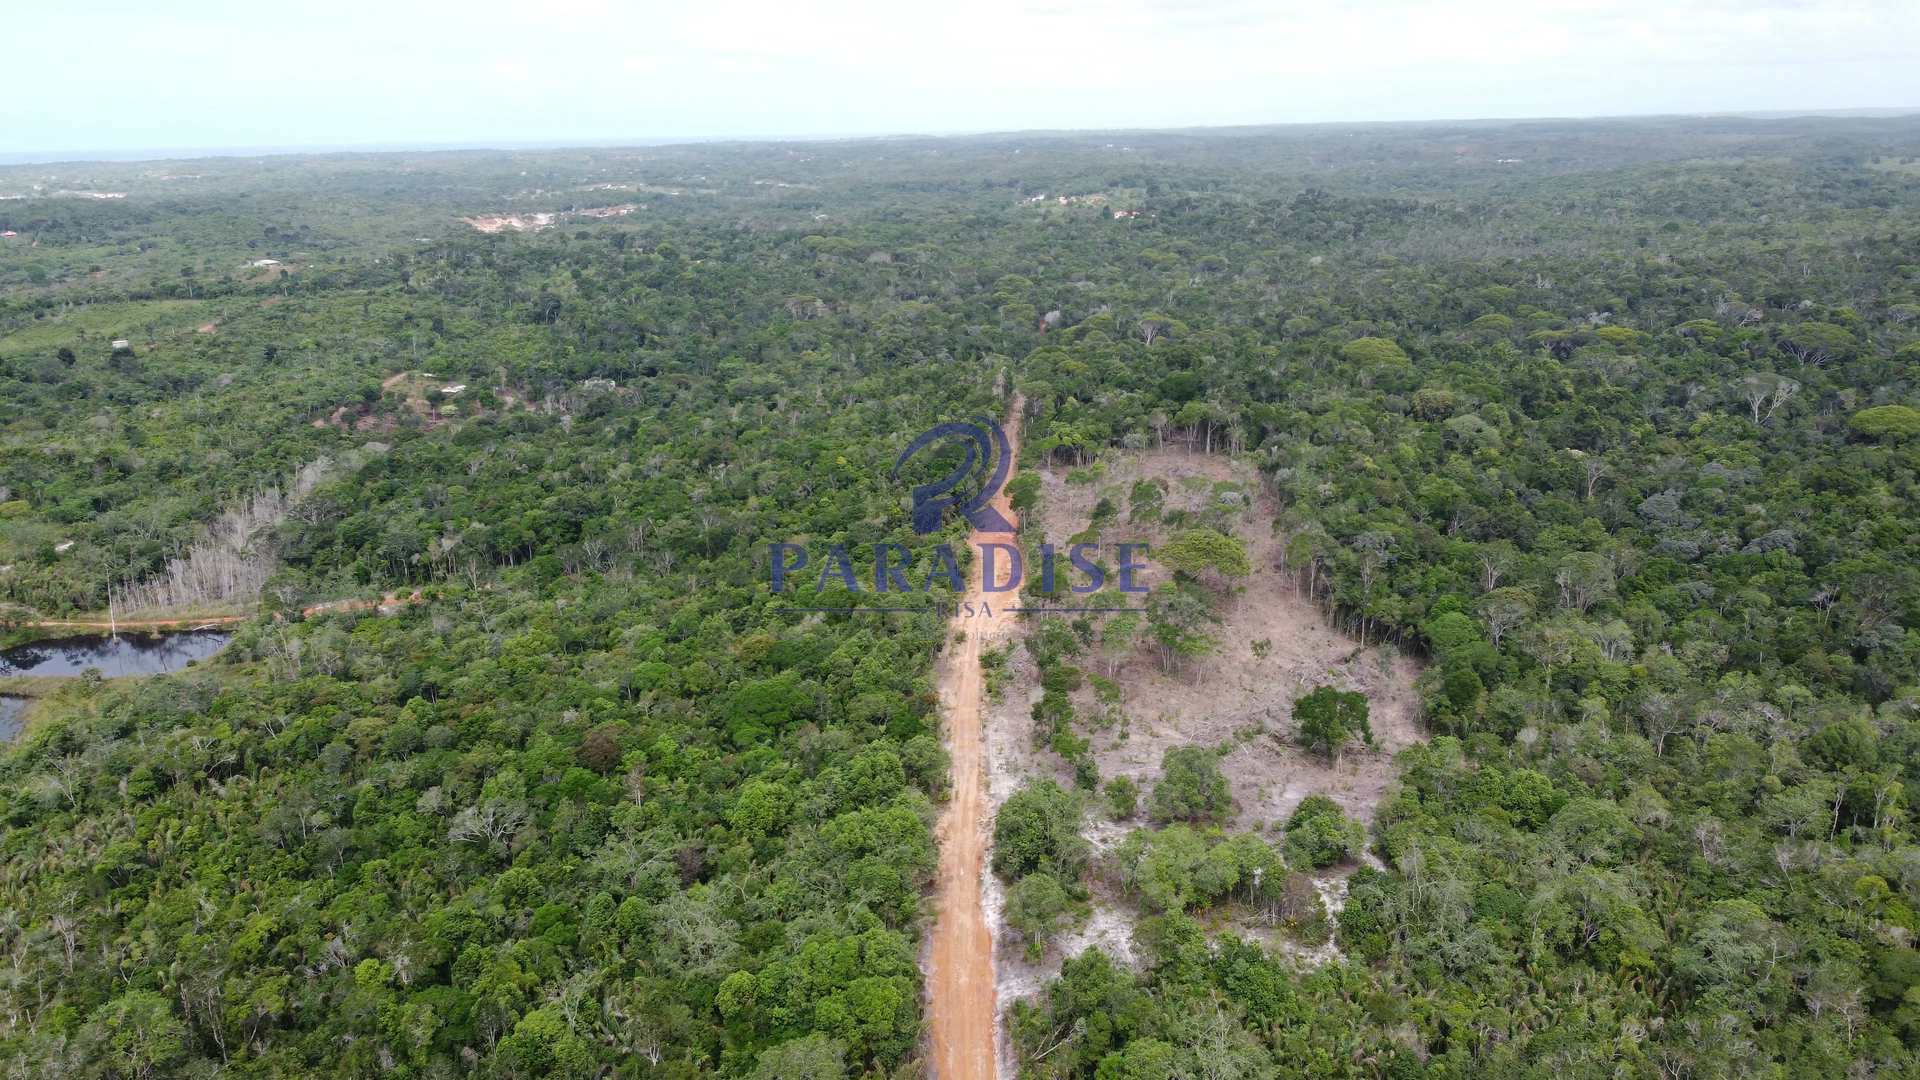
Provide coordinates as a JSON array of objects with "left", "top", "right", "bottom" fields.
[
  {"left": 463, "top": 212, "right": 558, "bottom": 234},
  {"left": 461, "top": 204, "right": 641, "bottom": 233},
  {"left": 984, "top": 446, "right": 1424, "bottom": 1028}
]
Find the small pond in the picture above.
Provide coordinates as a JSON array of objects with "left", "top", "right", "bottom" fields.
[
  {"left": 0, "top": 695, "right": 28, "bottom": 740},
  {"left": 0, "top": 629, "right": 233, "bottom": 679}
]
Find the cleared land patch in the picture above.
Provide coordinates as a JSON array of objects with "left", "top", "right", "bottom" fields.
[{"left": 985, "top": 445, "right": 1423, "bottom": 1026}]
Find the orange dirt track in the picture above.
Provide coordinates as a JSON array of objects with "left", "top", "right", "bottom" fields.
[
  {"left": 15, "top": 591, "right": 423, "bottom": 634},
  {"left": 927, "top": 398, "right": 1023, "bottom": 1080}
]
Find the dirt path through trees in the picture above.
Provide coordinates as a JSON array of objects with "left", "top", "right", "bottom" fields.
[
  {"left": 927, "top": 398, "right": 1023, "bottom": 1080},
  {"left": 11, "top": 591, "right": 424, "bottom": 635},
  {"left": 17, "top": 614, "right": 248, "bottom": 632}
]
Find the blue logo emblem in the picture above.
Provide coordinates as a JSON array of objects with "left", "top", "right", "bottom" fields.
[{"left": 892, "top": 417, "right": 1014, "bottom": 534}]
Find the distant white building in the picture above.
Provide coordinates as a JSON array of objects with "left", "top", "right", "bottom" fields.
[
  {"left": 251, "top": 258, "right": 281, "bottom": 268},
  {"left": 110, "top": 339, "right": 131, "bottom": 351}
]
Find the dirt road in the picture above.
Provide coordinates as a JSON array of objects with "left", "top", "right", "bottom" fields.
[
  {"left": 18, "top": 614, "right": 248, "bottom": 632},
  {"left": 927, "top": 399, "right": 1023, "bottom": 1080},
  {"left": 12, "top": 591, "right": 423, "bottom": 635}
]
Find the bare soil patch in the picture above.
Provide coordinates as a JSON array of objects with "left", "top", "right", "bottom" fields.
[
  {"left": 461, "top": 204, "right": 640, "bottom": 233},
  {"left": 982, "top": 446, "right": 1424, "bottom": 1019},
  {"left": 1024, "top": 448, "right": 1421, "bottom": 825},
  {"left": 316, "top": 374, "right": 539, "bottom": 433}
]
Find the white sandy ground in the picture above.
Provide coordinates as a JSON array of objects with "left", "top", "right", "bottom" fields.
[{"left": 980, "top": 447, "right": 1425, "bottom": 1073}]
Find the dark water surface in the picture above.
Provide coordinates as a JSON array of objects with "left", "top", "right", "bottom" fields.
[
  {"left": 0, "top": 629, "right": 232, "bottom": 678},
  {"left": 0, "top": 695, "right": 27, "bottom": 740}
]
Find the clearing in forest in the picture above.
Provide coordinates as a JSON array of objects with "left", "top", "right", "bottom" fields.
[
  {"left": 460, "top": 205, "right": 640, "bottom": 233},
  {"left": 983, "top": 446, "right": 1423, "bottom": 1015},
  {"left": 0, "top": 299, "right": 206, "bottom": 359}
]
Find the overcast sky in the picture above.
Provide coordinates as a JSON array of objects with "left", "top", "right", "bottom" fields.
[{"left": 5, "top": 0, "right": 1918, "bottom": 158}]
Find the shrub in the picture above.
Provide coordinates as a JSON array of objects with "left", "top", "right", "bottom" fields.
[
  {"left": 1285, "top": 795, "right": 1365, "bottom": 868},
  {"left": 993, "top": 781, "right": 1088, "bottom": 880},
  {"left": 1149, "top": 746, "right": 1232, "bottom": 823}
]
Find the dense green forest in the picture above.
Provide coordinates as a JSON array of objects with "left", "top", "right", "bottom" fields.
[{"left": 4, "top": 115, "right": 1920, "bottom": 1077}]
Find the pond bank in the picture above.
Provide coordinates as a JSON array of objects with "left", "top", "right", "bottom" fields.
[
  {"left": 0, "top": 694, "right": 29, "bottom": 741},
  {"left": 0, "top": 629, "right": 234, "bottom": 679}
]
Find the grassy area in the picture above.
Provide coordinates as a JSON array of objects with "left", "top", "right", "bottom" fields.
[
  {"left": 0, "top": 673, "right": 75, "bottom": 697},
  {"left": 2, "top": 662, "right": 188, "bottom": 741},
  {"left": 0, "top": 298, "right": 208, "bottom": 357},
  {"left": 1, "top": 675, "right": 72, "bottom": 741},
  {"left": 0, "top": 675, "right": 118, "bottom": 742}
]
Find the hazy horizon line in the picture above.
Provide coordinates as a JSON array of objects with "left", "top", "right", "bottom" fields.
[{"left": 7, "top": 105, "right": 1919, "bottom": 169}]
